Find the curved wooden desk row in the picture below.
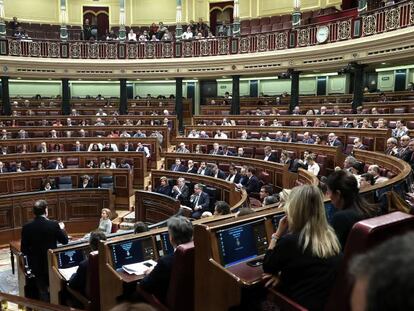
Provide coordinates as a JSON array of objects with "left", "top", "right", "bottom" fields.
[
  {"left": 0, "top": 168, "right": 132, "bottom": 209},
  {"left": 200, "top": 100, "right": 414, "bottom": 115},
  {"left": 192, "top": 113, "right": 414, "bottom": 129},
  {"left": 151, "top": 170, "right": 249, "bottom": 211},
  {"left": 0, "top": 137, "right": 160, "bottom": 169},
  {"left": 0, "top": 151, "right": 144, "bottom": 189},
  {"left": 183, "top": 126, "right": 390, "bottom": 152},
  {"left": 161, "top": 153, "right": 318, "bottom": 190},
  {"left": 206, "top": 91, "right": 414, "bottom": 105},
  {"left": 0, "top": 125, "right": 169, "bottom": 148},
  {"left": 175, "top": 137, "right": 342, "bottom": 170},
  {"left": 0, "top": 188, "right": 113, "bottom": 245},
  {"left": 0, "top": 115, "right": 178, "bottom": 137}
]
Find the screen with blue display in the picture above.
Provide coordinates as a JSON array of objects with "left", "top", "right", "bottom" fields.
[
  {"left": 216, "top": 219, "right": 268, "bottom": 267},
  {"left": 110, "top": 237, "right": 154, "bottom": 270},
  {"left": 271, "top": 213, "right": 285, "bottom": 230},
  {"left": 57, "top": 249, "right": 86, "bottom": 269},
  {"left": 156, "top": 232, "right": 174, "bottom": 256}
]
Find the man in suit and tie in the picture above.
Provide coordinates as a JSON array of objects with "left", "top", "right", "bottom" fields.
[
  {"left": 186, "top": 160, "right": 198, "bottom": 174},
  {"left": 121, "top": 141, "right": 135, "bottom": 152},
  {"left": 189, "top": 184, "right": 210, "bottom": 219},
  {"left": 211, "top": 164, "right": 227, "bottom": 180},
  {"left": 263, "top": 146, "right": 277, "bottom": 162},
  {"left": 398, "top": 135, "right": 413, "bottom": 162},
  {"left": 352, "top": 138, "right": 368, "bottom": 151},
  {"left": 171, "top": 177, "right": 190, "bottom": 205},
  {"left": 47, "top": 157, "right": 64, "bottom": 170},
  {"left": 21, "top": 200, "right": 68, "bottom": 301},
  {"left": 225, "top": 164, "right": 241, "bottom": 184},
  {"left": 136, "top": 142, "right": 151, "bottom": 158},
  {"left": 328, "top": 132, "right": 343, "bottom": 149},
  {"left": 197, "top": 161, "right": 212, "bottom": 176},
  {"left": 0, "top": 161, "right": 8, "bottom": 173},
  {"left": 302, "top": 132, "right": 315, "bottom": 144},
  {"left": 11, "top": 161, "right": 26, "bottom": 172},
  {"left": 244, "top": 167, "right": 261, "bottom": 194},
  {"left": 139, "top": 216, "right": 193, "bottom": 303},
  {"left": 236, "top": 147, "right": 246, "bottom": 158},
  {"left": 222, "top": 145, "right": 234, "bottom": 156},
  {"left": 72, "top": 141, "right": 85, "bottom": 152},
  {"left": 209, "top": 143, "right": 223, "bottom": 155},
  {"left": 170, "top": 159, "right": 187, "bottom": 172}
]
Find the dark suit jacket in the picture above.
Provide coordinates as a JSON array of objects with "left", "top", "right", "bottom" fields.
[
  {"left": 239, "top": 175, "right": 249, "bottom": 186},
  {"left": 155, "top": 185, "right": 172, "bottom": 196},
  {"left": 245, "top": 175, "right": 261, "bottom": 194},
  {"left": 222, "top": 151, "right": 235, "bottom": 156},
  {"left": 120, "top": 145, "right": 135, "bottom": 152},
  {"left": 186, "top": 166, "right": 198, "bottom": 174},
  {"left": 101, "top": 147, "right": 114, "bottom": 152},
  {"left": 47, "top": 162, "right": 64, "bottom": 170},
  {"left": 172, "top": 184, "right": 190, "bottom": 205},
  {"left": 213, "top": 170, "right": 227, "bottom": 180},
  {"left": 209, "top": 149, "right": 223, "bottom": 155},
  {"left": 78, "top": 181, "right": 93, "bottom": 188},
  {"left": 68, "top": 258, "right": 88, "bottom": 296},
  {"left": 72, "top": 146, "right": 86, "bottom": 152},
  {"left": 190, "top": 191, "right": 210, "bottom": 212},
  {"left": 11, "top": 166, "right": 26, "bottom": 172},
  {"left": 399, "top": 147, "right": 413, "bottom": 162},
  {"left": 170, "top": 164, "right": 187, "bottom": 172},
  {"left": 198, "top": 167, "right": 212, "bottom": 176},
  {"left": 140, "top": 253, "right": 174, "bottom": 304},
  {"left": 21, "top": 216, "right": 68, "bottom": 282},
  {"left": 330, "top": 139, "right": 343, "bottom": 149},
  {"left": 264, "top": 153, "right": 277, "bottom": 162},
  {"left": 226, "top": 173, "right": 241, "bottom": 184},
  {"left": 0, "top": 167, "right": 8, "bottom": 173}
]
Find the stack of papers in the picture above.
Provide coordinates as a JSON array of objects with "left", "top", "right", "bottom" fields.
[
  {"left": 59, "top": 266, "right": 79, "bottom": 281},
  {"left": 122, "top": 259, "right": 158, "bottom": 276}
]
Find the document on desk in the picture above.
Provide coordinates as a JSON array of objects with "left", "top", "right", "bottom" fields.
[
  {"left": 122, "top": 259, "right": 158, "bottom": 276},
  {"left": 59, "top": 266, "right": 79, "bottom": 281}
]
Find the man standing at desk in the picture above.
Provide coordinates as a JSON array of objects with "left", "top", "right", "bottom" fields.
[
  {"left": 139, "top": 216, "right": 193, "bottom": 304},
  {"left": 21, "top": 200, "right": 69, "bottom": 301}
]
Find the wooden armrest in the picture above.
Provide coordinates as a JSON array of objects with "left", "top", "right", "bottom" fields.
[
  {"left": 66, "top": 286, "right": 91, "bottom": 308},
  {"left": 136, "top": 287, "right": 169, "bottom": 311},
  {"left": 267, "top": 288, "right": 308, "bottom": 311}
]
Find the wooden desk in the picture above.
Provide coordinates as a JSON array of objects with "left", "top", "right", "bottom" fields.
[
  {"left": 0, "top": 168, "right": 132, "bottom": 209},
  {"left": 0, "top": 151, "right": 145, "bottom": 189},
  {"left": 183, "top": 125, "right": 390, "bottom": 152},
  {"left": 0, "top": 125, "right": 169, "bottom": 149},
  {"left": 0, "top": 137, "right": 160, "bottom": 169},
  {"left": 135, "top": 191, "right": 181, "bottom": 224}
]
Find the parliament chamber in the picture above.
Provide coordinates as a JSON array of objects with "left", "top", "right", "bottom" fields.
[{"left": 0, "top": 0, "right": 414, "bottom": 310}]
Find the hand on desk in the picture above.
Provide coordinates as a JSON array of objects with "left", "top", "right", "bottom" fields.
[
  {"left": 262, "top": 273, "right": 280, "bottom": 288},
  {"left": 144, "top": 266, "right": 154, "bottom": 276}
]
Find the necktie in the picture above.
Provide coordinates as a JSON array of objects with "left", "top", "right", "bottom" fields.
[{"left": 194, "top": 195, "right": 200, "bottom": 207}]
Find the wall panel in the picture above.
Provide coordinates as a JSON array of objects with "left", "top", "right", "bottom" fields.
[
  {"left": 4, "top": 0, "right": 60, "bottom": 23},
  {"left": 9, "top": 81, "right": 61, "bottom": 97},
  {"left": 327, "top": 75, "right": 346, "bottom": 94},
  {"left": 377, "top": 71, "right": 395, "bottom": 92}
]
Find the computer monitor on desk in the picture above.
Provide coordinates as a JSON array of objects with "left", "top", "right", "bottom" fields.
[
  {"left": 110, "top": 237, "right": 155, "bottom": 270},
  {"left": 155, "top": 232, "right": 174, "bottom": 257},
  {"left": 216, "top": 219, "right": 268, "bottom": 267},
  {"left": 57, "top": 248, "right": 87, "bottom": 269}
]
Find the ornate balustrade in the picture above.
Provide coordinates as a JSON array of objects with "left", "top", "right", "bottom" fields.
[{"left": 0, "top": 1, "right": 412, "bottom": 59}]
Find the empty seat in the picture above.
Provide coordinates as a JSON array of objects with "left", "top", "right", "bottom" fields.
[
  {"left": 393, "top": 107, "right": 407, "bottom": 114},
  {"left": 260, "top": 17, "right": 270, "bottom": 25},
  {"left": 262, "top": 24, "right": 272, "bottom": 32},
  {"left": 272, "top": 23, "right": 283, "bottom": 31},
  {"left": 66, "top": 157, "right": 80, "bottom": 168},
  {"left": 250, "top": 19, "right": 260, "bottom": 27},
  {"left": 270, "top": 16, "right": 281, "bottom": 24},
  {"left": 250, "top": 25, "right": 262, "bottom": 34},
  {"left": 58, "top": 176, "right": 73, "bottom": 189},
  {"left": 99, "top": 175, "right": 114, "bottom": 190}
]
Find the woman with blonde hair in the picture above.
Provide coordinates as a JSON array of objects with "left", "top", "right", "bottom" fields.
[
  {"left": 263, "top": 185, "right": 342, "bottom": 311},
  {"left": 98, "top": 208, "right": 112, "bottom": 234}
]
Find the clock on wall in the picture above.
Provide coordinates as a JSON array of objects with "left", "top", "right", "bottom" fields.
[{"left": 316, "top": 26, "right": 329, "bottom": 43}]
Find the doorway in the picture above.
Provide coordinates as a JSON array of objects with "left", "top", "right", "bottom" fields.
[
  {"left": 83, "top": 6, "right": 109, "bottom": 40},
  {"left": 209, "top": 1, "right": 234, "bottom": 36}
]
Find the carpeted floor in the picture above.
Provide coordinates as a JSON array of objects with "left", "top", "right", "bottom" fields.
[{"left": 0, "top": 247, "right": 18, "bottom": 295}]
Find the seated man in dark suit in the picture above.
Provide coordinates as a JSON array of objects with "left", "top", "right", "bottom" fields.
[
  {"left": 211, "top": 164, "right": 227, "bottom": 180},
  {"left": 72, "top": 141, "right": 85, "bottom": 152},
  {"left": 139, "top": 216, "right": 193, "bottom": 304},
  {"left": 244, "top": 167, "right": 261, "bottom": 194},
  {"left": 69, "top": 231, "right": 107, "bottom": 296},
  {"left": 11, "top": 161, "right": 26, "bottom": 172},
  {"left": 101, "top": 143, "right": 114, "bottom": 152},
  {"left": 222, "top": 145, "right": 234, "bottom": 156},
  {"left": 186, "top": 160, "right": 198, "bottom": 174},
  {"left": 263, "top": 146, "right": 277, "bottom": 162},
  {"left": 188, "top": 184, "right": 210, "bottom": 219},
  {"left": 327, "top": 132, "right": 343, "bottom": 149},
  {"left": 154, "top": 176, "right": 172, "bottom": 196},
  {"left": 209, "top": 143, "right": 223, "bottom": 156},
  {"left": 197, "top": 161, "right": 212, "bottom": 176},
  {"left": 79, "top": 175, "right": 93, "bottom": 188},
  {"left": 171, "top": 177, "right": 190, "bottom": 205},
  {"left": 47, "top": 157, "right": 65, "bottom": 170},
  {"left": 225, "top": 164, "right": 241, "bottom": 184},
  {"left": 121, "top": 141, "right": 135, "bottom": 152},
  {"left": 170, "top": 158, "right": 187, "bottom": 172}
]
